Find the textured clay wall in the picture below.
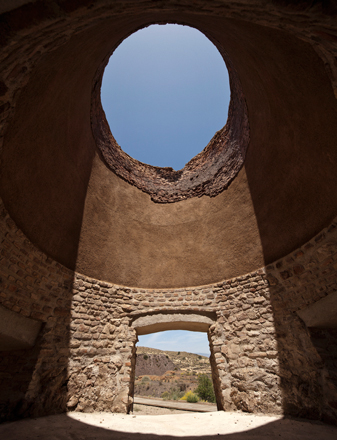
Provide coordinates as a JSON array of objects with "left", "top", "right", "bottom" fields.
[{"left": 2, "top": 1, "right": 337, "bottom": 288}]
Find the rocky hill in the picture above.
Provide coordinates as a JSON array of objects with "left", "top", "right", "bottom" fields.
[
  {"left": 136, "top": 346, "right": 211, "bottom": 375},
  {"left": 134, "top": 347, "right": 212, "bottom": 400},
  {"left": 135, "top": 352, "right": 177, "bottom": 376}
]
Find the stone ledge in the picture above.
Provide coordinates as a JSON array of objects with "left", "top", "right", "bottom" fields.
[
  {"left": 0, "top": 304, "right": 42, "bottom": 350},
  {"left": 132, "top": 313, "right": 215, "bottom": 335}
]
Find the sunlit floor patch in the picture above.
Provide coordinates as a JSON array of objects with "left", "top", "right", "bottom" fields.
[
  {"left": 69, "top": 411, "right": 282, "bottom": 436},
  {"left": 1, "top": 411, "right": 337, "bottom": 439}
]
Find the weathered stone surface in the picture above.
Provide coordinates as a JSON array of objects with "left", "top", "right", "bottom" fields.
[
  {"left": 132, "top": 313, "right": 215, "bottom": 335},
  {"left": 0, "top": 0, "right": 337, "bottom": 427}
]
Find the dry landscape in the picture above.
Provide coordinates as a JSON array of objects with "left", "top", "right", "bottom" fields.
[{"left": 134, "top": 346, "right": 212, "bottom": 400}]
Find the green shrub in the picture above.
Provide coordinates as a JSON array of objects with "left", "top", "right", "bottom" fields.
[
  {"left": 143, "top": 354, "right": 148, "bottom": 360},
  {"left": 141, "top": 376, "right": 150, "bottom": 383},
  {"left": 180, "top": 390, "right": 199, "bottom": 403},
  {"left": 195, "top": 374, "right": 216, "bottom": 403},
  {"left": 187, "top": 392, "right": 199, "bottom": 403}
]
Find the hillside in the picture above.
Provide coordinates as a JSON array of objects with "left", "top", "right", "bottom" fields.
[
  {"left": 136, "top": 346, "right": 211, "bottom": 375},
  {"left": 134, "top": 346, "right": 212, "bottom": 400},
  {"left": 135, "top": 352, "right": 177, "bottom": 376}
]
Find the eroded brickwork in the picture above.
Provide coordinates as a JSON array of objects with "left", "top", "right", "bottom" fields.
[
  {"left": 1, "top": 0, "right": 337, "bottom": 170},
  {"left": 92, "top": 49, "right": 250, "bottom": 202}
]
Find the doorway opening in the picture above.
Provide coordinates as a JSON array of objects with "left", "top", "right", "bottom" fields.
[
  {"left": 134, "top": 330, "right": 215, "bottom": 414},
  {"left": 129, "top": 313, "right": 222, "bottom": 415}
]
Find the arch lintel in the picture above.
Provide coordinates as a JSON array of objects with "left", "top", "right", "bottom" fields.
[{"left": 132, "top": 312, "right": 215, "bottom": 335}]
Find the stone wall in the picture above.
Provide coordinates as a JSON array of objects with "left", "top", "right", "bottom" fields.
[
  {"left": 68, "top": 270, "right": 280, "bottom": 415},
  {"left": 1, "top": 192, "right": 337, "bottom": 423},
  {"left": 1, "top": 0, "right": 337, "bottom": 427},
  {"left": 66, "top": 217, "right": 337, "bottom": 422},
  {"left": 266, "top": 218, "right": 337, "bottom": 423},
  {"left": 67, "top": 280, "right": 137, "bottom": 413},
  {"left": 0, "top": 197, "right": 73, "bottom": 422},
  {"left": 67, "top": 217, "right": 337, "bottom": 423}
]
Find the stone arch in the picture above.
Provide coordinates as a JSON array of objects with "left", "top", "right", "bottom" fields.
[{"left": 129, "top": 311, "right": 223, "bottom": 413}]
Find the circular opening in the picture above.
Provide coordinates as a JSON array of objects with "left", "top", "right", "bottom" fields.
[
  {"left": 91, "top": 22, "right": 249, "bottom": 203},
  {"left": 101, "top": 24, "right": 230, "bottom": 171}
]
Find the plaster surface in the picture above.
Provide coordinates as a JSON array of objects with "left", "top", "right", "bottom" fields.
[{"left": 1, "top": 0, "right": 337, "bottom": 427}]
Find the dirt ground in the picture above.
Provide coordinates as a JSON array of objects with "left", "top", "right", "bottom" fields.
[{"left": 132, "top": 404, "right": 188, "bottom": 415}]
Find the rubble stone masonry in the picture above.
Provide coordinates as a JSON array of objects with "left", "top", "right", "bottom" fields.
[{"left": 1, "top": 195, "right": 337, "bottom": 423}]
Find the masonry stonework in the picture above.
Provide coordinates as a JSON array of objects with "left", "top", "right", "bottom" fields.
[
  {"left": 1, "top": 0, "right": 337, "bottom": 428},
  {"left": 0, "top": 198, "right": 73, "bottom": 421},
  {"left": 1, "top": 194, "right": 337, "bottom": 422}
]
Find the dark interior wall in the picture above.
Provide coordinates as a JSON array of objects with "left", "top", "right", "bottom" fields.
[
  {"left": 1, "top": 2, "right": 337, "bottom": 288},
  {"left": 0, "top": 199, "right": 74, "bottom": 422}
]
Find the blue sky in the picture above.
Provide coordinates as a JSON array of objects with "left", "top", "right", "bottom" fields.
[
  {"left": 102, "top": 24, "right": 228, "bottom": 355},
  {"left": 138, "top": 330, "right": 210, "bottom": 356},
  {"left": 101, "top": 23, "right": 230, "bottom": 170}
]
